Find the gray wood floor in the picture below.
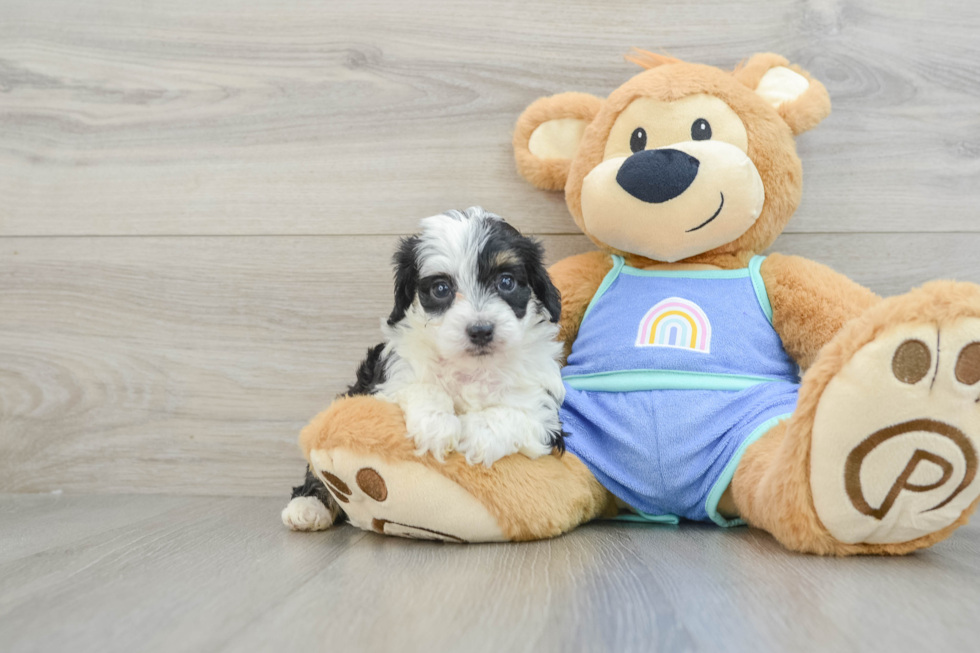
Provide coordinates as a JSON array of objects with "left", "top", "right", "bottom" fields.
[
  {"left": 2, "top": 494, "right": 979, "bottom": 653},
  {"left": 3, "top": 0, "right": 980, "bottom": 650}
]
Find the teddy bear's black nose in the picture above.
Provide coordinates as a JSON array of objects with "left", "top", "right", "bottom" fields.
[{"left": 616, "top": 149, "right": 700, "bottom": 204}]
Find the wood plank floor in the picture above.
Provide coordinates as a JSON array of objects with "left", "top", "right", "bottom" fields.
[{"left": 2, "top": 494, "right": 979, "bottom": 653}]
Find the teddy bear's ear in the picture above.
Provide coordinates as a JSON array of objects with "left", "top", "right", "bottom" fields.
[
  {"left": 514, "top": 92, "right": 603, "bottom": 191},
  {"left": 734, "top": 53, "right": 831, "bottom": 135}
]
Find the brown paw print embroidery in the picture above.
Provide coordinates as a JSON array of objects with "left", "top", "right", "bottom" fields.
[
  {"left": 320, "top": 471, "right": 352, "bottom": 503},
  {"left": 317, "top": 465, "right": 466, "bottom": 543},
  {"left": 355, "top": 468, "right": 387, "bottom": 501},
  {"left": 843, "top": 338, "right": 980, "bottom": 521}
]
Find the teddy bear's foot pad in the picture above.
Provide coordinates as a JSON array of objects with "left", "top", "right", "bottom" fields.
[
  {"left": 811, "top": 318, "right": 980, "bottom": 544},
  {"left": 308, "top": 448, "right": 507, "bottom": 543}
]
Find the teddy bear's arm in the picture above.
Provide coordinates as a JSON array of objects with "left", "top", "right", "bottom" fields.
[
  {"left": 761, "top": 253, "right": 881, "bottom": 370},
  {"left": 547, "top": 250, "right": 614, "bottom": 360}
]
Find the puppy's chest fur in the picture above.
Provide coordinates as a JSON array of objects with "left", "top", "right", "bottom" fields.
[
  {"left": 379, "top": 321, "right": 564, "bottom": 413},
  {"left": 438, "top": 361, "right": 501, "bottom": 402}
]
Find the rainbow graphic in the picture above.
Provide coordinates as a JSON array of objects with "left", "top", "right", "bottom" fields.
[{"left": 635, "top": 297, "right": 712, "bottom": 353}]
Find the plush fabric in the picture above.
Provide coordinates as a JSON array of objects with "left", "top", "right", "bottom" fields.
[
  {"left": 302, "top": 395, "right": 618, "bottom": 541},
  {"left": 546, "top": 250, "right": 613, "bottom": 360},
  {"left": 301, "top": 52, "right": 980, "bottom": 556},
  {"left": 561, "top": 60, "right": 807, "bottom": 262},
  {"left": 761, "top": 254, "right": 881, "bottom": 370},
  {"left": 513, "top": 92, "right": 603, "bottom": 191},
  {"left": 559, "top": 256, "right": 801, "bottom": 522},
  {"left": 732, "top": 282, "right": 980, "bottom": 555},
  {"left": 562, "top": 260, "right": 797, "bottom": 381}
]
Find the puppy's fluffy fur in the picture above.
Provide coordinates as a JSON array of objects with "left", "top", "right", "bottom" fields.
[
  {"left": 378, "top": 206, "right": 565, "bottom": 466},
  {"left": 283, "top": 207, "right": 565, "bottom": 531}
]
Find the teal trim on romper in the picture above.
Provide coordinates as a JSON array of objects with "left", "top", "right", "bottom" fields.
[
  {"left": 619, "top": 266, "right": 751, "bottom": 279},
  {"left": 582, "top": 254, "right": 773, "bottom": 324},
  {"left": 704, "top": 413, "right": 793, "bottom": 527},
  {"left": 563, "top": 369, "right": 793, "bottom": 392},
  {"left": 580, "top": 254, "right": 625, "bottom": 323},
  {"left": 748, "top": 255, "right": 774, "bottom": 323},
  {"left": 565, "top": 253, "right": 792, "bottom": 527},
  {"left": 570, "top": 254, "right": 780, "bottom": 394},
  {"left": 610, "top": 511, "right": 681, "bottom": 525}
]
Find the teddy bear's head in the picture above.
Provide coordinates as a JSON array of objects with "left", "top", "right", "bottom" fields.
[{"left": 514, "top": 52, "right": 831, "bottom": 264}]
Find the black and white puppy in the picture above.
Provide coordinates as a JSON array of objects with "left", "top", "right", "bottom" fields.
[
  {"left": 379, "top": 206, "right": 565, "bottom": 465},
  {"left": 282, "top": 207, "right": 565, "bottom": 531}
]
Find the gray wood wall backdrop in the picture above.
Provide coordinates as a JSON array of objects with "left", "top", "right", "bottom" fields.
[{"left": 2, "top": 0, "right": 979, "bottom": 496}]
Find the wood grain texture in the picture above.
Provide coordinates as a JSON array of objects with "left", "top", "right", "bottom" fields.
[
  {"left": 3, "top": 233, "right": 980, "bottom": 496},
  {"left": 1, "top": 494, "right": 979, "bottom": 653},
  {"left": 2, "top": 2, "right": 980, "bottom": 650},
  {"left": 0, "top": 234, "right": 589, "bottom": 496},
  {"left": 2, "top": 0, "right": 980, "bottom": 236},
  {"left": 0, "top": 494, "right": 367, "bottom": 653}
]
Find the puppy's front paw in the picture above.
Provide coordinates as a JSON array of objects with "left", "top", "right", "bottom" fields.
[
  {"left": 458, "top": 413, "right": 517, "bottom": 467},
  {"left": 281, "top": 496, "right": 339, "bottom": 531},
  {"left": 517, "top": 438, "right": 554, "bottom": 460},
  {"left": 407, "top": 411, "right": 462, "bottom": 462}
]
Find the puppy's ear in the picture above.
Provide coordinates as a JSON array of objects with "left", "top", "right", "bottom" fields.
[
  {"left": 734, "top": 53, "right": 831, "bottom": 135},
  {"left": 388, "top": 236, "right": 419, "bottom": 325},
  {"left": 524, "top": 240, "right": 561, "bottom": 323},
  {"left": 514, "top": 92, "right": 602, "bottom": 191}
]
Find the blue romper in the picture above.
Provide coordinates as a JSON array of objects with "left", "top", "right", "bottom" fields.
[{"left": 560, "top": 255, "right": 800, "bottom": 526}]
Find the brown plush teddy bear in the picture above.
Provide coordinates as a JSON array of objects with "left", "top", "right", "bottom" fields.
[{"left": 299, "top": 51, "right": 980, "bottom": 554}]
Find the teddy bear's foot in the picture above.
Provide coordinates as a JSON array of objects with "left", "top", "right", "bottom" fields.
[
  {"left": 810, "top": 315, "right": 980, "bottom": 545},
  {"left": 307, "top": 447, "right": 506, "bottom": 542},
  {"left": 298, "top": 395, "right": 617, "bottom": 542},
  {"left": 734, "top": 282, "right": 980, "bottom": 555}
]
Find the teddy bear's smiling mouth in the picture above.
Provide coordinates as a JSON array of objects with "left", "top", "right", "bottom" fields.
[{"left": 685, "top": 192, "right": 725, "bottom": 233}]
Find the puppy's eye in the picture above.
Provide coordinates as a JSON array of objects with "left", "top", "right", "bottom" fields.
[
  {"left": 691, "top": 118, "right": 712, "bottom": 141},
  {"left": 629, "top": 127, "right": 647, "bottom": 153},
  {"left": 497, "top": 274, "right": 517, "bottom": 293},
  {"left": 430, "top": 281, "right": 452, "bottom": 300}
]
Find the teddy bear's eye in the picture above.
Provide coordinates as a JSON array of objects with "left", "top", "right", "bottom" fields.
[
  {"left": 691, "top": 118, "right": 712, "bottom": 141},
  {"left": 629, "top": 127, "right": 647, "bottom": 153}
]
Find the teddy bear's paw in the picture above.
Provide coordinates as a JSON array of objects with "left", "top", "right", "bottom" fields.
[
  {"left": 307, "top": 447, "right": 507, "bottom": 543},
  {"left": 281, "top": 496, "right": 339, "bottom": 531},
  {"left": 810, "top": 318, "right": 980, "bottom": 545}
]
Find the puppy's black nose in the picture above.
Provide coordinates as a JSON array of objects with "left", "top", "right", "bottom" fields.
[
  {"left": 616, "top": 149, "right": 700, "bottom": 204},
  {"left": 466, "top": 323, "right": 494, "bottom": 346}
]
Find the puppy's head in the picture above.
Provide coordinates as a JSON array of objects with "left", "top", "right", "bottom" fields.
[{"left": 387, "top": 207, "right": 560, "bottom": 359}]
